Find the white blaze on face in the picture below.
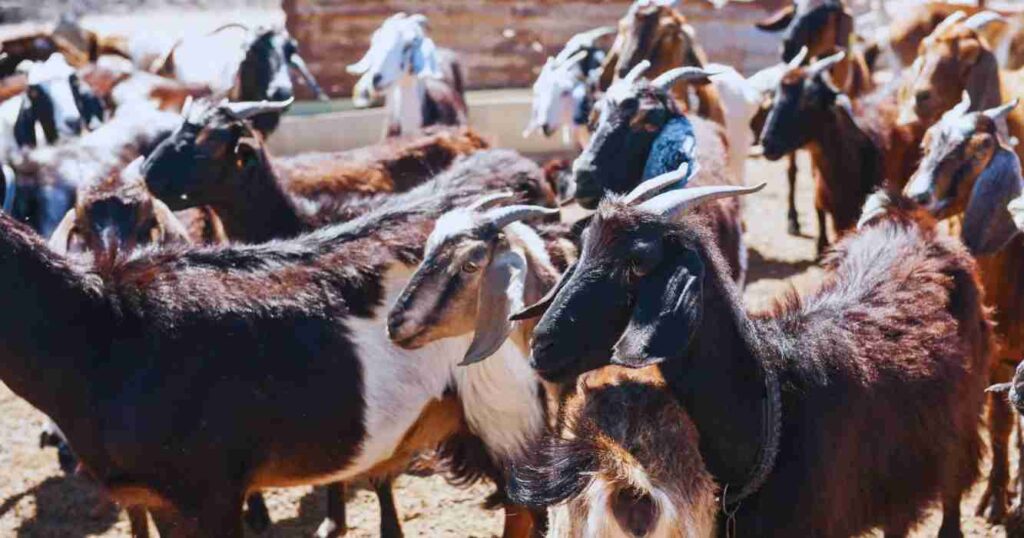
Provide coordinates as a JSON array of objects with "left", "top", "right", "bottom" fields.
[
  {"left": 528, "top": 58, "right": 583, "bottom": 136},
  {"left": 29, "top": 54, "right": 82, "bottom": 136},
  {"left": 351, "top": 14, "right": 439, "bottom": 92}
]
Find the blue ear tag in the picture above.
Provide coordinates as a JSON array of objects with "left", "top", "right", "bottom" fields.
[{"left": 642, "top": 116, "right": 697, "bottom": 187}]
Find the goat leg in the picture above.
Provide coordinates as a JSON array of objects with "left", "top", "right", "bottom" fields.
[
  {"left": 815, "top": 206, "right": 829, "bottom": 258},
  {"left": 978, "top": 382, "right": 1014, "bottom": 523},
  {"left": 501, "top": 503, "right": 542, "bottom": 538},
  {"left": 787, "top": 153, "right": 800, "bottom": 236},
  {"left": 243, "top": 492, "right": 271, "bottom": 533},
  {"left": 127, "top": 506, "right": 150, "bottom": 538},
  {"left": 316, "top": 482, "right": 347, "bottom": 538},
  {"left": 373, "top": 479, "right": 403, "bottom": 538}
]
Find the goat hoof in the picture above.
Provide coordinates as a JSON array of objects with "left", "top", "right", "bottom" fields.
[
  {"left": 1006, "top": 505, "right": 1024, "bottom": 538},
  {"left": 315, "top": 518, "right": 345, "bottom": 538},
  {"left": 976, "top": 485, "right": 1008, "bottom": 524}
]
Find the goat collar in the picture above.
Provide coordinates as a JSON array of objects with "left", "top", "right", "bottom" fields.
[
  {"left": 642, "top": 115, "right": 696, "bottom": 184},
  {"left": 722, "top": 354, "right": 782, "bottom": 508}
]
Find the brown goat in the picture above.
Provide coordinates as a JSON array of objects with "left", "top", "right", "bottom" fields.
[
  {"left": 598, "top": 1, "right": 725, "bottom": 125},
  {"left": 886, "top": 2, "right": 1023, "bottom": 68},
  {"left": 0, "top": 151, "right": 554, "bottom": 537},
  {"left": 904, "top": 99, "right": 1024, "bottom": 524},
  {"left": 901, "top": 12, "right": 1024, "bottom": 167},
  {"left": 511, "top": 366, "right": 717, "bottom": 538},
  {"left": 143, "top": 100, "right": 495, "bottom": 243},
  {"left": 761, "top": 53, "right": 924, "bottom": 255},
  {"left": 521, "top": 178, "right": 992, "bottom": 537}
]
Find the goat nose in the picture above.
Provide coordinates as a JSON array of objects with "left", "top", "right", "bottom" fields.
[
  {"left": 914, "top": 90, "right": 932, "bottom": 107},
  {"left": 270, "top": 88, "right": 293, "bottom": 102},
  {"left": 372, "top": 73, "right": 383, "bottom": 89},
  {"left": 910, "top": 190, "right": 933, "bottom": 206},
  {"left": 65, "top": 118, "right": 82, "bottom": 133}
]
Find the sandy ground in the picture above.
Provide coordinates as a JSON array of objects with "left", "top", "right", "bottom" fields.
[{"left": 0, "top": 151, "right": 1015, "bottom": 536}]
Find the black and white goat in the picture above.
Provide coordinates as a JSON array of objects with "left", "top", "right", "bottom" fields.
[
  {"left": 347, "top": 13, "right": 468, "bottom": 138},
  {"left": 0, "top": 54, "right": 91, "bottom": 156}
]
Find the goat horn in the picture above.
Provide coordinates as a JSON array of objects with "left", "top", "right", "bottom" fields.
[
  {"left": 929, "top": 11, "right": 967, "bottom": 41},
  {"left": 623, "top": 163, "right": 695, "bottom": 205},
  {"left": 638, "top": 182, "right": 766, "bottom": 219},
  {"left": 573, "top": 26, "right": 617, "bottom": 46},
  {"left": 180, "top": 95, "right": 194, "bottom": 119},
  {"left": 468, "top": 191, "right": 517, "bottom": 211},
  {"left": 221, "top": 97, "right": 295, "bottom": 120},
  {"left": 556, "top": 50, "right": 589, "bottom": 70},
  {"left": 787, "top": 46, "right": 809, "bottom": 69},
  {"left": 651, "top": 66, "right": 719, "bottom": 91},
  {"left": 964, "top": 11, "right": 1007, "bottom": 32},
  {"left": 622, "top": 60, "right": 651, "bottom": 85},
  {"left": 807, "top": 50, "right": 845, "bottom": 77},
  {"left": 984, "top": 99, "right": 1019, "bottom": 122},
  {"left": 480, "top": 205, "right": 560, "bottom": 230}
]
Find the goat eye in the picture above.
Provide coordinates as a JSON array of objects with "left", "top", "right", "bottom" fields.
[{"left": 462, "top": 261, "right": 480, "bottom": 273}]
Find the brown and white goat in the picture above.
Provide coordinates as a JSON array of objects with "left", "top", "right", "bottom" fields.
[
  {"left": 904, "top": 98, "right": 1024, "bottom": 524},
  {"left": 883, "top": 2, "right": 1024, "bottom": 69},
  {"left": 571, "top": 62, "right": 748, "bottom": 285},
  {"left": 517, "top": 176, "right": 992, "bottom": 537},
  {"left": 598, "top": 0, "right": 724, "bottom": 125},
  {"left": 346, "top": 14, "right": 468, "bottom": 139},
  {"left": 0, "top": 152, "right": 553, "bottom": 537},
  {"left": 142, "top": 99, "right": 496, "bottom": 243},
  {"left": 900, "top": 10, "right": 1024, "bottom": 168},
  {"left": 511, "top": 366, "right": 717, "bottom": 538},
  {"left": 760, "top": 52, "right": 923, "bottom": 255}
]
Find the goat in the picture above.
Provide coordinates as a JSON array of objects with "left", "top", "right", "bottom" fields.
[
  {"left": 598, "top": 0, "right": 725, "bottom": 125},
  {"left": 524, "top": 26, "right": 616, "bottom": 148},
  {"left": 900, "top": 10, "right": 1024, "bottom": 170},
  {"left": 0, "top": 54, "right": 89, "bottom": 156},
  {"left": 142, "top": 99, "right": 498, "bottom": 243},
  {"left": 516, "top": 174, "right": 992, "bottom": 537},
  {"left": 755, "top": 0, "right": 874, "bottom": 98},
  {"left": 0, "top": 153, "right": 552, "bottom": 537},
  {"left": 882, "top": 2, "right": 1024, "bottom": 69},
  {"left": 79, "top": 60, "right": 213, "bottom": 114},
  {"left": 570, "top": 61, "right": 748, "bottom": 285},
  {"left": 904, "top": 98, "right": 1024, "bottom": 524},
  {"left": 152, "top": 24, "right": 326, "bottom": 135},
  {"left": 760, "top": 52, "right": 922, "bottom": 256},
  {"left": 510, "top": 366, "right": 717, "bottom": 538},
  {"left": 9, "top": 100, "right": 181, "bottom": 237},
  {"left": 347, "top": 13, "right": 468, "bottom": 139}
]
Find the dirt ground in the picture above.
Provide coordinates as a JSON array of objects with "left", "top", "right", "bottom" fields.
[{"left": 0, "top": 151, "right": 1015, "bottom": 536}]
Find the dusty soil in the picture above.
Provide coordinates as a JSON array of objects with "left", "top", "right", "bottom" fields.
[{"left": 0, "top": 151, "right": 1014, "bottom": 536}]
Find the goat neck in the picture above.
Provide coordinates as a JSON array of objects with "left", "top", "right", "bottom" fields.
[
  {"left": 387, "top": 72, "right": 426, "bottom": 137},
  {"left": 0, "top": 213, "right": 107, "bottom": 436},
  {"left": 213, "top": 147, "right": 306, "bottom": 243}
]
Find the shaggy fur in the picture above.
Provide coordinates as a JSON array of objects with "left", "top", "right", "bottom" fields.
[{"left": 526, "top": 193, "right": 991, "bottom": 536}]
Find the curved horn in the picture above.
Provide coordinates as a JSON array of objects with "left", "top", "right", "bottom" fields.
[
  {"left": 180, "top": 95, "right": 194, "bottom": 118},
  {"left": 479, "top": 205, "right": 560, "bottom": 230},
  {"left": 556, "top": 50, "right": 589, "bottom": 70},
  {"left": 623, "top": 163, "right": 695, "bottom": 205},
  {"left": 622, "top": 60, "right": 651, "bottom": 85},
  {"left": 152, "top": 198, "right": 193, "bottom": 245},
  {"left": 651, "top": 66, "right": 718, "bottom": 91},
  {"left": 468, "top": 191, "right": 517, "bottom": 211},
  {"left": 221, "top": 97, "right": 295, "bottom": 120},
  {"left": 574, "top": 25, "right": 617, "bottom": 46},
  {"left": 984, "top": 99, "right": 1019, "bottom": 122},
  {"left": 806, "top": 50, "right": 845, "bottom": 77},
  {"left": 964, "top": 11, "right": 1007, "bottom": 32},
  {"left": 639, "top": 182, "right": 767, "bottom": 219},
  {"left": 787, "top": 46, "right": 809, "bottom": 69},
  {"left": 927, "top": 11, "right": 967, "bottom": 43}
]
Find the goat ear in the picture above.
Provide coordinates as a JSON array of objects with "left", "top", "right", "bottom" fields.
[
  {"left": 234, "top": 136, "right": 260, "bottom": 166},
  {"left": 46, "top": 209, "right": 78, "bottom": 256},
  {"left": 510, "top": 260, "right": 577, "bottom": 322},
  {"left": 962, "top": 147, "right": 1024, "bottom": 255},
  {"left": 612, "top": 248, "right": 704, "bottom": 368},
  {"left": 14, "top": 95, "right": 36, "bottom": 147},
  {"left": 755, "top": 4, "right": 795, "bottom": 32},
  {"left": 461, "top": 249, "right": 527, "bottom": 366},
  {"left": 964, "top": 43, "right": 1001, "bottom": 111},
  {"left": 835, "top": 8, "right": 854, "bottom": 50}
]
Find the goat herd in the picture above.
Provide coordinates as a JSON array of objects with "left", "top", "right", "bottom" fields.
[{"left": 3, "top": 0, "right": 1024, "bottom": 536}]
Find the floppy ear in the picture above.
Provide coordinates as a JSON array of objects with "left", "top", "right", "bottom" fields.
[
  {"left": 962, "top": 147, "right": 1024, "bottom": 255},
  {"left": 756, "top": 4, "right": 795, "bottom": 32},
  {"left": 46, "top": 209, "right": 78, "bottom": 255},
  {"left": 964, "top": 43, "right": 1001, "bottom": 111},
  {"left": 411, "top": 37, "right": 442, "bottom": 79},
  {"left": 612, "top": 248, "right": 704, "bottom": 368},
  {"left": 461, "top": 249, "right": 527, "bottom": 365},
  {"left": 510, "top": 260, "right": 577, "bottom": 322},
  {"left": 14, "top": 95, "right": 37, "bottom": 147}
]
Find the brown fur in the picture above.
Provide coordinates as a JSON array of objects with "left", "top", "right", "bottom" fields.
[{"left": 887, "top": 2, "right": 1018, "bottom": 68}]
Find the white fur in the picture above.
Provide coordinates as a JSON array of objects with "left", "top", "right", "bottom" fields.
[
  {"left": 388, "top": 73, "right": 426, "bottom": 136},
  {"left": 706, "top": 63, "right": 762, "bottom": 185},
  {"left": 322, "top": 264, "right": 543, "bottom": 481},
  {"left": 170, "top": 26, "right": 249, "bottom": 94}
]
